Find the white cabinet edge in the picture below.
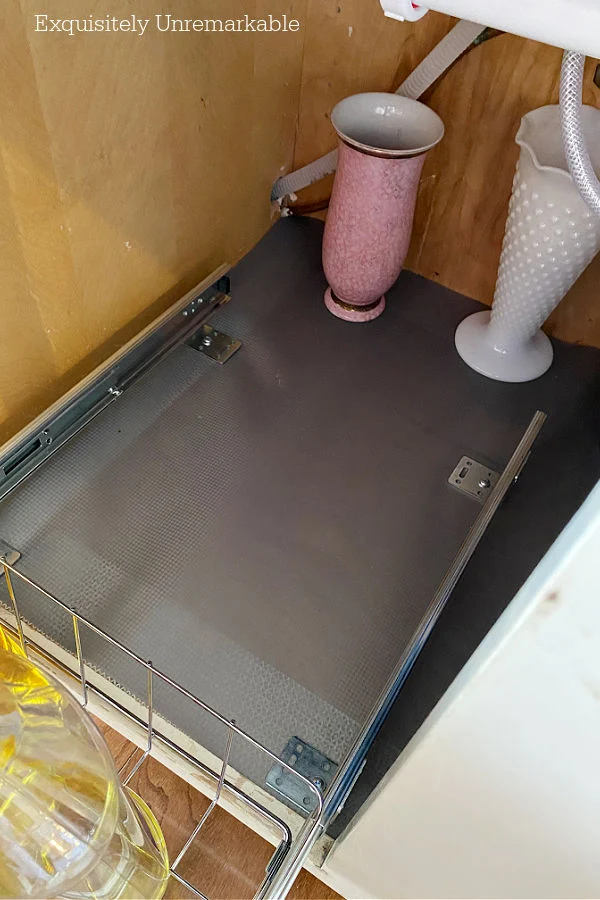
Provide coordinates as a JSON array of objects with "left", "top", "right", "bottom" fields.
[{"left": 323, "top": 479, "right": 600, "bottom": 899}]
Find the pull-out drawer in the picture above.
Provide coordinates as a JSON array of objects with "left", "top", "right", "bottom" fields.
[{"left": 1, "top": 219, "right": 597, "bottom": 897}]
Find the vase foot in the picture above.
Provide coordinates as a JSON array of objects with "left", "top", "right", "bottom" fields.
[
  {"left": 324, "top": 288, "right": 386, "bottom": 323},
  {"left": 454, "top": 310, "right": 553, "bottom": 383}
]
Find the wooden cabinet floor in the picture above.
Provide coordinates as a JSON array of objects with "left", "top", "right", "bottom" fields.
[{"left": 97, "top": 721, "right": 342, "bottom": 900}]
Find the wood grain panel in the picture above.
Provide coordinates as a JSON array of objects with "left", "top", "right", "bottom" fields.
[
  {"left": 291, "top": 5, "right": 600, "bottom": 347},
  {"left": 0, "top": 0, "right": 306, "bottom": 443},
  {"left": 97, "top": 721, "right": 341, "bottom": 900}
]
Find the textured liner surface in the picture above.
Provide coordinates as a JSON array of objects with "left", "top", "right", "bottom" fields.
[{"left": 0, "top": 219, "right": 545, "bottom": 792}]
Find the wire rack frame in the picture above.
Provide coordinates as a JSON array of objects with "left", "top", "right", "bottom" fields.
[{"left": 0, "top": 557, "right": 323, "bottom": 900}]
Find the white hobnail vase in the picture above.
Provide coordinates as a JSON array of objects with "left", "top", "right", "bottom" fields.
[{"left": 455, "top": 104, "right": 600, "bottom": 382}]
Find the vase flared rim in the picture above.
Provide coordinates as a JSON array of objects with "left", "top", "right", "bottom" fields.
[
  {"left": 331, "top": 92, "right": 444, "bottom": 158},
  {"left": 517, "top": 103, "right": 600, "bottom": 182}
]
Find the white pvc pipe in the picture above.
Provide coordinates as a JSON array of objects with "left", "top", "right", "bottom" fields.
[
  {"left": 560, "top": 50, "right": 600, "bottom": 217},
  {"left": 393, "top": 0, "right": 600, "bottom": 58}
]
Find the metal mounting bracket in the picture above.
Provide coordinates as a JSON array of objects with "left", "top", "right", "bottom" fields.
[
  {"left": 266, "top": 737, "right": 338, "bottom": 814},
  {"left": 448, "top": 456, "right": 499, "bottom": 503},
  {"left": 187, "top": 323, "right": 242, "bottom": 364}
]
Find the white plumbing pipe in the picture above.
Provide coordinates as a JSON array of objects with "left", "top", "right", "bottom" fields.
[
  {"left": 560, "top": 50, "right": 600, "bottom": 217},
  {"left": 271, "top": 19, "right": 486, "bottom": 202},
  {"left": 380, "top": 0, "right": 428, "bottom": 22}
]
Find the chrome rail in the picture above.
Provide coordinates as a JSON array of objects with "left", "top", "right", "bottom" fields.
[{"left": 261, "top": 409, "right": 547, "bottom": 898}]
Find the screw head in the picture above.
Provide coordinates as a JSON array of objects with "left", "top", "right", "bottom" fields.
[
  {"left": 478, "top": 478, "right": 491, "bottom": 489},
  {"left": 312, "top": 777, "right": 325, "bottom": 791},
  {"left": 202, "top": 335, "right": 212, "bottom": 347}
]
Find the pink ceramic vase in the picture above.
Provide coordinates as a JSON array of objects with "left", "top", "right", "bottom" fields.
[{"left": 323, "top": 93, "right": 444, "bottom": 322}]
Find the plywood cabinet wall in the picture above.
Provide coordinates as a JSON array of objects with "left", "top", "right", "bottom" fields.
[
  {"left": 1, "top": 1, "right": 599, "bottom": 443},
  {"left": 0, "top": 0, "right": 305, "bottom": 443}
]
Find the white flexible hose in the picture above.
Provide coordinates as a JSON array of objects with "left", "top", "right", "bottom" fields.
[
  {"left": 271, "top": 149, "right": 338, "bottom": 202},
  {"left": 271, "top": 19, "right": 485, "bottom": 202},
  {"left": 395, "top": 19, "right": 483, "bottom": 99},
  {"left": 560, "top": 50, "right": 600, "bottom": 217}
]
